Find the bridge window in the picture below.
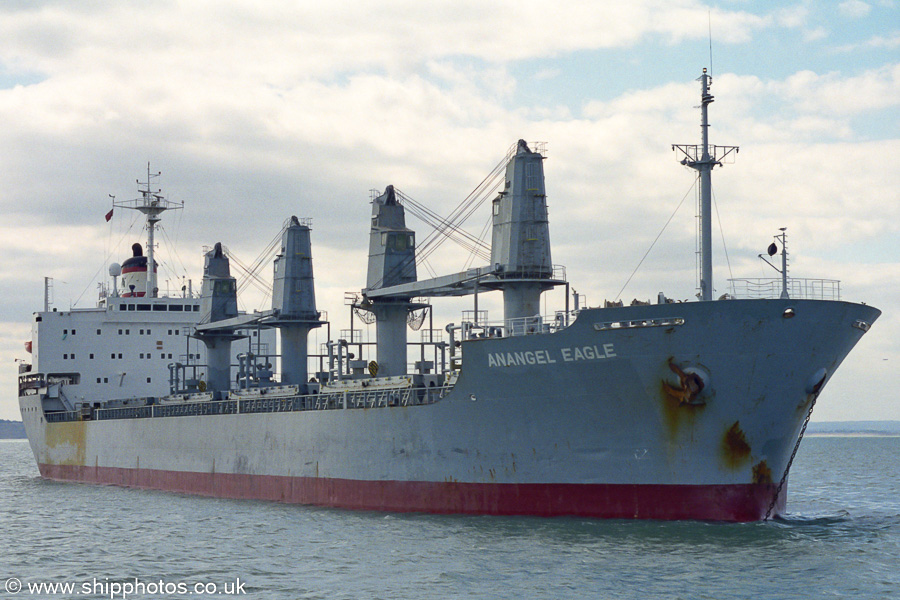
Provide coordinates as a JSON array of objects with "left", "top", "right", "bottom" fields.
[
  {"left": 214, "top": 280, "right": 236, "bottom": 294},
  {"left": 382, "top": 233, "right": 414, "bottom": 251}
]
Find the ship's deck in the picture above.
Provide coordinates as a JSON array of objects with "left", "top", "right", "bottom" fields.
[{"left": 43, "top": 383, "right": 453, "bottom": 423}]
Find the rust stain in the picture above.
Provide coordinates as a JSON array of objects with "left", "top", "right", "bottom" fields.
[
  {"left": 721, "top": 421, "right": 751, "bottom": 468},
  {"left": 660, "top": 391, "right": 683, "bottom": 438},
  {"left": 809, "top": 373, "right": 827, "bottom": 395},
  {"left": 660, "top": 358, "right": 706, "bottom": 437},
  {"left": 45, "top": 420, "right": 87, "bottom": 466},
  {"left": 752, "top": 460, "right": 773, "bottom": 485},
  {"left": 660, "top": 385, "right": 705, "bottom": 437}
]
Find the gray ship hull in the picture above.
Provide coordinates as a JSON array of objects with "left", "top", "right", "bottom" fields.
[{"left": 20, "top": 298, "right": 879, "bottom": 521}]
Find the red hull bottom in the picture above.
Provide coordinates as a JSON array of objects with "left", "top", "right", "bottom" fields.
[{"left": 39, "top": 463, "right": 781, "bottom": 522}]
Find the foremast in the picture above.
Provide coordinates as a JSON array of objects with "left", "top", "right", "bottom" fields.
[
  {"left": 673, "top": 68, "right": 738, "bottom": 301},
  {"left": 113, "top": 164, "right": 183, "bottom": 298}
]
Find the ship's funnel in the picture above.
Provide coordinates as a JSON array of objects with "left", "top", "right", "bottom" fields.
[
  {"left": 271, "top": 217, "right": 323, "bottom": 387},
  {"left": 120, "top": 242, "right": 157, "bottom": 298}
]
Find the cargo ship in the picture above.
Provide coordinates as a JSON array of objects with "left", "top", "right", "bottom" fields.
[{"left": 17, "top": 70, "right": 880, "bottom": 521}]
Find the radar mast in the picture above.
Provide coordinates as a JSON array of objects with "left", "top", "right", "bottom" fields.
[
  {"left": 673, "top": 68, "right": 738, "bottom": 301},
  {"left": 113, "top": 163, "right": 183, "bottom": 297}
]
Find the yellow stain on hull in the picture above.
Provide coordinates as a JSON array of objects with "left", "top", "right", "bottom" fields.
[{"left": 44, "top": 420, "right": 87, "bottom": 466}]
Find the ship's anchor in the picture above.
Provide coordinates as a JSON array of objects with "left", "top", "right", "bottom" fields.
[{"left": 662, "top": 359, "right": 706, "bottom": 405}]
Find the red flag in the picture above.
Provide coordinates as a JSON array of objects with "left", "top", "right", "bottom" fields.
[{"left": 105, "top": 208, "right": 114, "bottom": 222}]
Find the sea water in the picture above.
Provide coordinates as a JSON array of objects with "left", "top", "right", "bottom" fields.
[{"left": 1, "top": 436, "right": 898, "bottom": 599}]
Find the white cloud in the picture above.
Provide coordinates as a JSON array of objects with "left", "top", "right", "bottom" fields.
[
  {"left": 775, "top": 5, "right": 809, "bottom": 28},
  {"left": 803, "top": 27, "right": 829, "bottom": 42},
  {"left": 838, "top": 0, "right": 873, "bottom": 18},
  {"left": 863, "top": 31, "right": 900, "bottom": 48},
  {"left": 533, "top": 68, "right": 561, "bottom": 81},
  {"left": 779, "top": 64, "right": 900, "bottom": 114},
  {"left": 708, "top": 66, "right": 900, "bottom": 131},
  {"left": 835, "top": 31, "right": 900, "bottom": 52}
]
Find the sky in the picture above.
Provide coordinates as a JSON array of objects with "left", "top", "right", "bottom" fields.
[{"left": 1, "top": 0, "right": 897, "bottom": 422}]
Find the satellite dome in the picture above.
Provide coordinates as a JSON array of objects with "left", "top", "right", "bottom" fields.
[{"left": 109, "top": 262, "right": 122, "bottom": 277}]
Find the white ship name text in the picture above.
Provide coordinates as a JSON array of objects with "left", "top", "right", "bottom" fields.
[{"left": 487, "top": 344, "right": 616, "bottom": 367}]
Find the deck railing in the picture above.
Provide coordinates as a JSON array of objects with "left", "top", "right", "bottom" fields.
[
  {"left": 727, "top": 278, "right": 841, "bottom": 301},
  {"left": 463, "top": 310, "right": 578, "bottom": 339},
  {"left": 48, "top": 383, "right": 453, "bottom": 423}
]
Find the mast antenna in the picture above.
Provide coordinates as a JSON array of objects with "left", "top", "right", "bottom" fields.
[
  {"left": 113, "top": 163, "right": 183, "bottom": 298},
  {"left": 708, "top": 11, "right": 714, "bottom": 76},
  {"left": 759, "top": 228, "right": 790, "bottom": 299},
  {"left": 672, "top": 70, "right": 739, "bottom": 301}
]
